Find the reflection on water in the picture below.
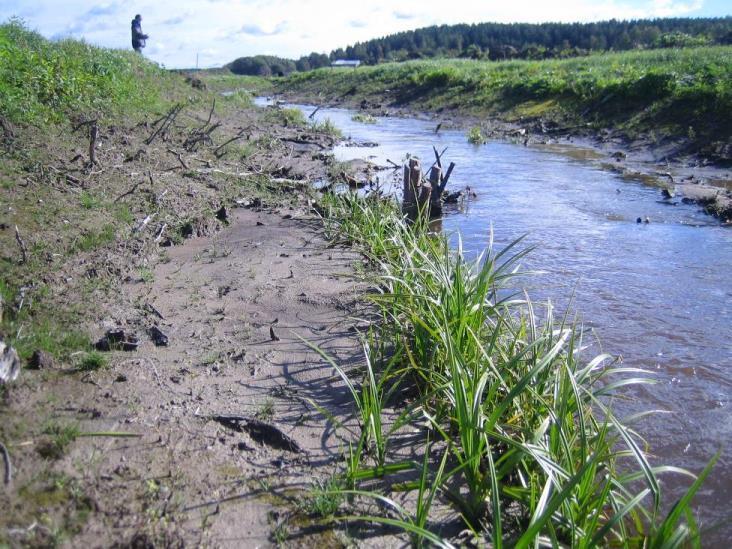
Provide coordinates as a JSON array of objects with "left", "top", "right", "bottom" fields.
[{"left": 267, "top": 98, "right": 732, "bottom": 540}]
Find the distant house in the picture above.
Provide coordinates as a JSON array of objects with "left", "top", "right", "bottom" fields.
[{"left": 331, "top": 59, "right": 361, "bottom": 68}]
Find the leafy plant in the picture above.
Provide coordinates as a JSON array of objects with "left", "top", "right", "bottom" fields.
[
  {"left": 310, "top": 192, "right": 713, "bottom": 546},
  {"left": 467, "top": 126, "right": 485, "bottom": 144},
  {"left": 351, "top": 113, "right": 377, "bottom": 124},
  {"left": 311, "top": 117, "right": 342, "bottom": 137},
  {"left": 77, "top": 350, "right": 106, "bottom": 371}
]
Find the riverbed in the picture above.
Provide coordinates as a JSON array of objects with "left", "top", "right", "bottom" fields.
[{"left": 265, "top": 99, "right": 732, "bottom": 540}]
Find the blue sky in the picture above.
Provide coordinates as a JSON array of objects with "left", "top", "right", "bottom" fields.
[{"left": 0, "top": 0, "right": 729, "bottom": 68}]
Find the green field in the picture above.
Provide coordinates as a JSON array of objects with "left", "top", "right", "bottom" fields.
[{"left": 279, "top": 47, "right": 732, "bottom": 155}]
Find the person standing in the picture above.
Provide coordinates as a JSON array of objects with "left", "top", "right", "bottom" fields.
[{"left": 131, "top": 14, "right": 149, "bottom": 53}]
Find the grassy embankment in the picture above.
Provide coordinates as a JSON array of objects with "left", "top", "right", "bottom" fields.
[
  {"left": 0, "top": 23, "right": 163, "bottom": 362},
  {"left": 0, "top": 20, "right": 199, "bottom": 366},
  {"left": 305, "top": 192, "right": 716, "bottom": 546},
  {"left": 279, "top": 47, "right": 732, "bottom": 160},
  {"left": 0, "top": 22, "right": 296, "bottom": 378}
]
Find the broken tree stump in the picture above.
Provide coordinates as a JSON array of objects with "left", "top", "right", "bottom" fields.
[
  {"left": 402, "top": 158, "right": 432, "bottom": 221},
  {"left": 428, "top": 165, "right": 442, "bottom": 215}
]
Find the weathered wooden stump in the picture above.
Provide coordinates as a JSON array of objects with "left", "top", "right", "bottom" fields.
[
  {"left": 428, "top": 165, "right": 442, "bottom": 216},
  {"left": 402, "top": 151, "right": 457, "bottom": 221},
  {"left": 402, "top": 158, "right": 431, "bottom": 221}
]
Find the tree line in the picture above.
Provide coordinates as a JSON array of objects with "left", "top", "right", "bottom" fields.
[{"left": 226, "top": 17, "right": 732, "bottom": 75}]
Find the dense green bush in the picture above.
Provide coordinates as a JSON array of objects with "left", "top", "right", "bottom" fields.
[{"left": 227, "top": 55, "right": 296, "bottom": 77}]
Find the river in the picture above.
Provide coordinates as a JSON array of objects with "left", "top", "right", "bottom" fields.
[{"left": 263, "top": 99, "right": 732, "bottom": 541}]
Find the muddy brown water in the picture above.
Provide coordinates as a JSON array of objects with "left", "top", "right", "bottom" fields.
[{"left": 262, "top": 98, "right": 732, "bottom": 541}]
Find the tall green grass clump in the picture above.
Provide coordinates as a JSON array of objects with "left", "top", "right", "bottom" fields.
[
  {"left": 0, "top": 18, "right": 180, "bottom": 124},
  {"left": 310, "top": 192, "right": 714, "bottom": 546}
]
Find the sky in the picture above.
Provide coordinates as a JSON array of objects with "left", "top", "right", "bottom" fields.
[{"left": 0, "top": 0, "right": 729, "bottom": 68}]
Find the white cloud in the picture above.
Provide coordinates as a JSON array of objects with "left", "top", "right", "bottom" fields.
[{"left": 0, "top": 0, "right": 714, "bottom": 68}]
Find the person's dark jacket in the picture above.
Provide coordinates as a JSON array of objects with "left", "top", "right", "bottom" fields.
[{"left": 131, "top": 19, "right": 148, "bottom": 50}]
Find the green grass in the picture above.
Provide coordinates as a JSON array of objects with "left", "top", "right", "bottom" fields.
[
  {"left": 299, "top": 477, "right": 346, "bottom": 518},
  {"left": 138, "top": 267, "right": 154, "bottom": 283},
  {"left": 77, "top": 351, "right": 106, "bottom": 371},
  {"left": 308, "top": 192, "right": 713, "bottom": 546},
  {"left": 73, "top": 224, "right": 116, "bottom": 252},
  {"left": 256, "top": 398, "right": 275, "bottom": 421},
  {"left": 195, "top": 71, "right": 273, "bottom": 95},
  {"left": 0, "top": 280, "right": 91, "bottom": 362},
  {"left": 0, "top": 18, "right": 190, "bottom": 125},
  {"left": 351, "top": 113, "right": 377, "bottom": 124},
  {"left": 281, "top": 47, "right": 732, "bottom": 147},
  {"left": 221, "top": 88, "right": 254, "bottom": 108},
  {"left": 79, "top": 191, "right": 100, "bottom": 210},
  {"left": 467, "top": 126, "right": 485, "bottom": 144},
  {"left": 38, "top": 421, "right": 81, "bottom": 459},
  {"left": 311, "top": 117, "right": 342, "bottom": 138},
  {"left": 264, "top": 106, "right": 306, "bottom": 127}
]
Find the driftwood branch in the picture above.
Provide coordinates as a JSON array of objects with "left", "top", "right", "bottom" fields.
[
  {"left": 433, "top": 145, "right": 442, "bottom": 169},
  {"left": 114, "top": 180, "right": 144, "bottom": 203},
  {"left": 14, "top": 225, "right": 27, "bottom": 264},
  {"left": 308, "top": 105, "right": 322, "bottom": 119},
  {"left": 145, "top": 104, "right": 183, "bottom": 145},
  {"left": 71, "top": 118, "right": 97, "bottom": 133},
  {"left": 183, "top": 122, "right": 220, "bottom": 151},
  {"left": 200, "top": 98, "right": 216, "bottom": 128},
  {"left": 183, "top": 99, "right": 220, "bottom": 152},
  {"left": 144, "top": 302, "right": 165, "bottom": 320},
  {"left": 133, "top": 214, "right": 155, "bottom": 234},
  {"left": 438, "top": 162, "right": 455, "bottom": 195},
  {"left": 167, "top": 149, "right": 189, "bottom": 169},
  {"left": 214, "top": 128, "right": 249, "bottom": 158},
  {"left": 65, "top": 173, "right": 81, "bottom": 185},
  {"left": 154, "top": 223, "right": 168, "bottom": 243}
]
